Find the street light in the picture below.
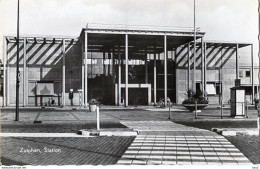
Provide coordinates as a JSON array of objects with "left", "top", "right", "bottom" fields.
[{"left": 15, "top": 0, "right": 20, "bottom": 121}]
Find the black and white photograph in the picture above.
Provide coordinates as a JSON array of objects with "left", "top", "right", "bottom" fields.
[{"left": 0, "top": 0, "right": 259, "bottom": 167}]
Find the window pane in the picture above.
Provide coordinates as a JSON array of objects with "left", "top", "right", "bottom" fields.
[
  {"left": 245, "top": 71, "right": 250, "bottom": 77},
  {"left": 216, "top": 83, "right": 221, "bottom": 95},
  {"left": 239, "top": 70, "right": 243, "bottom": 77},
  {"left": 206, "top": 84, "right": 216, "bottom": 95}
]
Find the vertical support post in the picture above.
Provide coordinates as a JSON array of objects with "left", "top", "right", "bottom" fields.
[
  {"left": 193, "top": 0, "right": 197, "bottom": 92},
  {"left": 164, "top": 35, "right": 167, "bottom": 106},
  {"left": 145, "top": 49, "right": 148, "bottom": 84},
  {"left": 221, "top": 99, "right": 223, "bottom": 119},
  {"left": 153, "top": 50, "right": 157, "bottom": 104},
  {"left": 62, "top": 39, "right": 66, "bottom": 107},
  {"left": 118, "top": 46, "right": 121, "bottom": 106},
  {"left": 112, "top": 49, "right": 115, "bottom": 84},
  {"left": 175, "top": 49, "right": 179, "bottom": 103},
  {"left": 103, "top": 51, "right": 106, "bottom": 76},
  {"left": 204, "top": 43, "right": 207, "bottom": 97},
  {"left": 112, "top": 49, "right": 115, "bottom": 104},
  {"left": 220, "top": 48, "right": 223, "bottom": 104},
  {"left": 201, "top": 38, "right": 204, "bottom": 94},
  {"left": 81, "top": 39, "right": 84, "bottom": 108},
  {"left": 23, "top": 38, "right": 27, "bottom": 106},
  {"left": 195, "top": 100, "right": 197, "bottom": 119},
  {"left": 15, "top": 0, "right": 20, "bottom": 121},
  {"left": 251, "top": 44, "right": 254, "bottom": 105},
  {"left": 188, "top": 43, "right": 190, "bottom": 90},
  {"left": 84, "top": 32, "right": 88, "bottom": 107},
  {"left": 193, "top": 42, "right": 196, "bottom": 92},
  {"left": 6, "top": 41, "right": 9, "bottom": 106},
  {"left": 236, "top": 43, "right": 239, "bottom": 79},
  {"left": 125, "top": 34, "right": 128, "bottom": 107},
  {"left": 3, "top": 37, "right": 6, "bottom": 107},
  {"left": 108, "top": 51, "right": 111, "bottom": 75},
  {"left": 96, "top": 106, "right": 100, "bottom": 130}
]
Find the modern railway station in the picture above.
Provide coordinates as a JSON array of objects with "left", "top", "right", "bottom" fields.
[{"left": 1, "top": 23, "right": 257, "bottom": 107}]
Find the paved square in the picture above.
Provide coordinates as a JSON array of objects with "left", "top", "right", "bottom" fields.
[{"left": 118, "top": 121, "right": 252, "bottom": 165}]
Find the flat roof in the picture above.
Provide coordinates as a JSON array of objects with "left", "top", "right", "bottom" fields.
[
  {"left": 83, "top": 23, "right": 205, "bottom": 37},
  {"left": 204, "top": 40, "right": 252, "bottom": 48}
]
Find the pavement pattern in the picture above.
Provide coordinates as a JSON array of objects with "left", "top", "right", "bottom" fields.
[
  {"left": 117, "top": 121, "right": 251, "bottom": 165},
  {"left": 1, "top": 136, "right": 134, "bottom": 165}
]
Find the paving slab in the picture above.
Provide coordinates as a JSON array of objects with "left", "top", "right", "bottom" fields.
[{"left": 117, "top": 121, "right": 252, "bottom": 165}]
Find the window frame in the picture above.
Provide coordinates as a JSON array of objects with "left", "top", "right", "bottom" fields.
[{"left": 206, "top": 81, "right": 222, "bottom": 96}]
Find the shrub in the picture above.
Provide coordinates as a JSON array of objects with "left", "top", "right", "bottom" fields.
[
  {"left": 182, "top": 89, "right": 208, "bottom": 104},
  {"left": 89, "top": 99, "right": 101, "bottom": 105}
]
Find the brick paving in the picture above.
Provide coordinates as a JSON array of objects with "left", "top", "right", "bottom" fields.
[
  {"left": 226, "top": 136, "right": 260, "bottom": 164},
  {"left": 1, "top": 122, "right": 126, "bottom": 133},
  {"left": 117, "top": 121, "right": 251, "bottom": 165},
  {"left": 1, "top": 136, "right": 134, "bottom": 165}
]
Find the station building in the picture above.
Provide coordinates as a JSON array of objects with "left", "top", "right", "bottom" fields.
[{"left": 1, "top": 23, "right": 258, "bottom": 107}]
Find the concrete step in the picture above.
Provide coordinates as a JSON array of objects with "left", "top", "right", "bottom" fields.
[
  {"left": 211, "top": 128, "right": 259, "bottom": 136},
  {"left": 79, "top": 128, "right": 138, "bottom": 136}
]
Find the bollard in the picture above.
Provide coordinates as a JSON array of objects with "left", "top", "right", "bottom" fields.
[
  {"left": 221, "top": 99, "right": 223, "bottom": 119},
  {"left": 168, "top": 102, "right": 171, "bottom": 119},
  {"left": 257, "top": 107, "right": 260, "bottom": 135},
  {"left": 96, "top": 106, "right": 100, "bottom": 130},
  {"left": 242, "top": 102, "right": 244, "bottom": 118},
  {"left": 245, "top": 101, "right": 248, "bottom": 118},
  {"left": 195, "top": 100, "right": 197, "bottom": 119}
]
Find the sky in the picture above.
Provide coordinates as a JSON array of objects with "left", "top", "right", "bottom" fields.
[{"left": 0, "top": 0, "right": 259, "bottom": 63}]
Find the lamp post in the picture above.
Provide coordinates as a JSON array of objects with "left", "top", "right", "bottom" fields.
[{"left": 15, "top": 0, "right": 20, "bottom": 121}]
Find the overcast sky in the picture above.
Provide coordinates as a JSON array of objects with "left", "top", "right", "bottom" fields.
[{"left": 0, "top": 0, "right": 258, "bottom": 62}]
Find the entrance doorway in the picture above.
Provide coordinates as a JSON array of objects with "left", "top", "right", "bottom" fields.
[{"left": 129, "top": 88, "right": 148, "bottom": 105}]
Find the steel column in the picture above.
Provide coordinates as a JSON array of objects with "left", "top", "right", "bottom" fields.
[
  {"left": 153, "top": 51, "right": 157, "bottom": 104},
  {"left": 118, "top": 46, "right": 121, "bottom": 106},
  {"left": 112, "top": 49, "right": 115, "bottom": 84},
  {"left": 6, "top": 41, "right": 10, "bottom": 106},
  {"left": 188, "top": 43, "right": 190, "bottom": 90},
  {"left": 23, "top": 38, "right": 27, "bottom": 106},
  {"left": 81, "top": 39, "right": 84, "bottom": 107},
  {"left": 204, "top": 43, "right": 207, "bottom": 97},
  {"left": 145, "top": 53, "right": 148, "bottom": 84},
  {"left": 62, "top": 39, "right": 66, "bottom": 107},
  {"left": 15, "top": 0, "right": 20, "bottom": 121},
  {"left": 164, "top": 35, "right": 167, "bottom": 106},
  {"left": 193, "top": 0, "right": 197, "bottom": 92},
  {"left": 125, "top": 34, "right": 128, "bottom": 107},
  {"left": 251, "top": 44, "right": 254, "bottom": 104},
  {"left": 236, "top": 43, "right": 239, "bottom": 79},
  {"left": 3, "top": 37, "right": 6, "bottom": 107},
  {"left": 201, "top": 38, "right": 204, "bottom": 94},
  {"left": 112, "top": 49, "right": 115, "bottom": 104},
  {"left": 84, "top": 32, "right": 88, "bottom": 107}
]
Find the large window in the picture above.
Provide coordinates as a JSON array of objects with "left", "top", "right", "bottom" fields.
[{"left": 206, "top": 82, "right": 222, "bottom": 96}]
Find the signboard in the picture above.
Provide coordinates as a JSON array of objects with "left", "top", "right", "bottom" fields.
[{"left": 36, "top": 82, "right": 54, "bottom": 95}]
